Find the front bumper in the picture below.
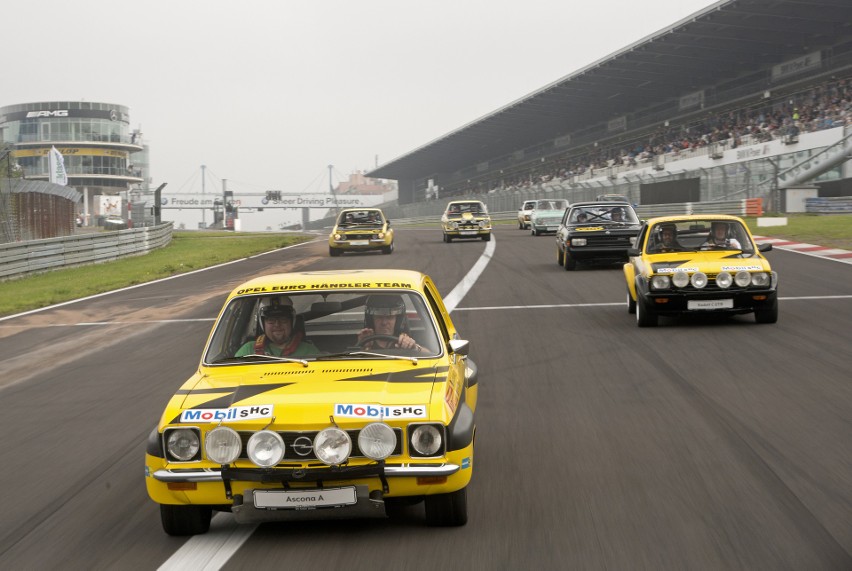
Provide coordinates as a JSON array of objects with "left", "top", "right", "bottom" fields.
[
  {"left": 567, "top": 245, "right": 631, "bottom": 262},
  {"left": 329, "top": 237, "right": 392, "bottom": 251},
  {"left": 639, "top": 288, "right": 777, "bottom": 315},
  {"left": 152, "top": 462, "right": 460, "bottom": 483}
]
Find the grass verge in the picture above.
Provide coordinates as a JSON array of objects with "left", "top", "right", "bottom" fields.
[{"left": 0, "top": 232, "right": 314, "bottom": 317}]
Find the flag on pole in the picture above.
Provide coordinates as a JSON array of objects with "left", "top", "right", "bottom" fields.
[{"left": 48, "top": 146, "right": 68, "bottom": 186}]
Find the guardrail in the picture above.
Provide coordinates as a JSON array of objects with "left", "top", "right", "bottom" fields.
[
  {"left": 387, "top": 199, "right": 763, "bottom": 226},
  {"left": 0, "top": 223, "right": 173, "bottom": 281},
  {"left": 805, "top": 196, "right": 852, "bottom": 214}
]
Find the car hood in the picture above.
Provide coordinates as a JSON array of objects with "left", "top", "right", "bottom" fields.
[
  {"left": 445, "top": 212, "right": 488, "bottom": 220},
  {"left": 649, "top": 253, "right": 770, "bottom": 274},
  {"left": 532, "top": 209, "right": 564, "bottom": 217},
  {"left": 163, "top": 363, "right": 443, "bottom": 427}
]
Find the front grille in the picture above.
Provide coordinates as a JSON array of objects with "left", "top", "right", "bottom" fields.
[
  {"left": 344, "top": 232, "right": 376, "bottom": 240},
  {"left": 584, "top": 235, "right": 633, "bottom": 247},
  {"left": 237, "top": 428, "right": 404, "bottom": 462}
]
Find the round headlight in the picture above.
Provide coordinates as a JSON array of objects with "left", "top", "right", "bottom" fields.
[
  {"left": 451, "top": 222, "right": 459, "bottom": 229},
  {"left": 691, "top": 272, "right": 708, "bottom": 289},
  {"left": 206, "top": 427, "right": 242, "bottom": 465},
  {"left": 735, "top": 270, "right": 751, "bottom": 287},
  {"left": 357, "top": 422, "right": 397, "bottom": 461},
  {"left": 166, "top": 429, "right": 200, "bottom": 462},
  {"left": 333, "top": 233, "right": 341, "bottom": 240},
  {"left": 751, "top": 272, "right": 770, "bottom": 287},
  {"left": 716, "top": 271, "right": 732, "bottom": 289},
  {"left": 377, "top": 232, "right": 385, "bottom": 239},
  {"left": 247, "top": 430, "right": 285, "bottom": 467},
  {"left": 650, "top": 275, "right": 671, "bottom": 290},
  {"left": 671, "top": 271, "right": 690, "bottom": 288},
  {"left": 410, "top": 424, "right": 442, "bottom": 456},
  {"left": 314, "top": 427, "right": 352, "bottom": 466}
]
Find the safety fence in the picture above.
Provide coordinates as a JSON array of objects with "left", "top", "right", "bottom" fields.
[
  {"left": 327, "top": 198, "right": 765, "bottom": 228},
  {"left": 806, "top": 196, "right": 852, "bottom": 214},
  {"left": 0, "top": 222, "right": 173, "bottom": 281}
]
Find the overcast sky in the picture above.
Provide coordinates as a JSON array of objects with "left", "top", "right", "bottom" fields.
[{"left": 5, "top": 0, "right": 719, "bottom": 196}]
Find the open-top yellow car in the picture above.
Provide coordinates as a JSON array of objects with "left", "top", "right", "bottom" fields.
[
  {"left": 145, "top": 270, "right": 477, "bottom": 535},
  {"left": 624, "top": 214, "right": 778, "bottom": 326}
]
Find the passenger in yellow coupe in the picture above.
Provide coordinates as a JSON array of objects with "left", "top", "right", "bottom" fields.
[
  {"left": 702, "top": 221, "right": 742, "bottom": 250},
  {"left": 357, "top": 294, "right": 426, "bottom": 354},
  {"left": 656, "top": 223, "right": 682, "bottom": 252},
  {"left": 235, "top": 296, "right": 318, "bottom": 357}
]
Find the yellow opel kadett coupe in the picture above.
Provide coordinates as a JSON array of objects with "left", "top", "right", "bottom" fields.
[
  {"left": 145, "top": 269, "right": 477, "bottom": 535},
  {"left": 624, "top": 215, "right": 778, "bottom": 327}
]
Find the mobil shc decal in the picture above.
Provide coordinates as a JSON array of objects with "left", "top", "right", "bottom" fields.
[
  {"left": 180, "top": 405, "right": 273, "bottom": 423},
  {"left": 334, "top": 404, "right": 427, "bottom": 419}
]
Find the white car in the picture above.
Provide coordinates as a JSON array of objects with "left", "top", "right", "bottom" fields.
[{"left": 517, "top": 200, "right": 536, "bottom": 229}]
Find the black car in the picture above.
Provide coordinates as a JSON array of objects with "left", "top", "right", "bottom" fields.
[{"left": 555, "top": 202, "right": 642, "bottom": 270}]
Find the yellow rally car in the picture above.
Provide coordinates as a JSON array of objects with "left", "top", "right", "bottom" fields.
[
  {"left": 328, "top": 208, "right": 394, "bottom": 256},
  {"left": 624, "top": 215, "right": 778, "bottom": 327},
  {"left": 441, "top": 200, "right": 491, "bottom": 242},
  {"left": 145, "top": 269, "right": 477, "bottom": 535}
]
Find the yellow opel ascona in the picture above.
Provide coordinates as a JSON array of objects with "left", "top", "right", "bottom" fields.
[
  {"left": 441, "top": 200, "right": 492, "bottom": 242},
  {"left": 145, "top": 269, "right": 477, "bottom": 535},
  {"left": 328, "top": 208, "right": 394, "bottom": 256}
]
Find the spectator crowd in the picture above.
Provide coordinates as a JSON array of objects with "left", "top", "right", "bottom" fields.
[{"left": 449, "top": 77, "right": 851, "bottom": 196}]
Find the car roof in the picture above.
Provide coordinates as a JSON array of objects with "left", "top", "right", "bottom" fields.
[
  {"left": 645, "top": 214, "right": 744, "bottom": 226},
  {"left": 340, "top": 208, "right": 383, "bottom": 213},
  {"left": 228, "top": 269, "right": 429, "bottom": 301},
  {"left": 570, "top": 201, "right": 631, "bottom": 208},
  {"left": 447, "top": 200, "right": 484, "bottom": 205}
]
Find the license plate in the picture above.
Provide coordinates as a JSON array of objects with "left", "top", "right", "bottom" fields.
[
  {"left": 460, "top": 231, "right": 477, "bottom": 236},
  {"left": 688, "top": 299, "right": 733, "bottom": 310},
  {"left": 253, "top": 487, "right": 357, "bottom": 509},
  {"left": 349, "top": 240, "right": 369, "bottom": 246}
]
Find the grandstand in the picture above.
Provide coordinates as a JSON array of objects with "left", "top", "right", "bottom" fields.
[{"left": 366, "top": 0, "right": 852, "bottom": 214}]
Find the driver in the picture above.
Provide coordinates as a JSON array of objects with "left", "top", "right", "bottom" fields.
[
  {"left": 235, "top": 296, "right": 318, "bottom": 357},
  {"left": 703, "top": 221, "right": 742, "bottom": 250},
  {"left": 357, "top": 294, "right": 425, "bottom": 354}
]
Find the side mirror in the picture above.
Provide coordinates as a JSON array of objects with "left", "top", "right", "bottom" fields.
[
  {"left": 386, "top": 220, "right": 391, "bottom": 226},
  {"left": 448, "top": 339, "right": 469, "bottom": 356},
  {"left": 627, "top": 247, "right": 640, "bottom": 256},
  {"left": 758, "top": 243, "right": 772, "bottom": 252}
]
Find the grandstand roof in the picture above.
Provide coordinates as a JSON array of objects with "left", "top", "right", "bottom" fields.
[{"left": 367, "top": 0, "right": 852, "bottom": 182}]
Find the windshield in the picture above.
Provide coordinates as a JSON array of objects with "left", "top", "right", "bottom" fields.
[
  {"left": 447, "top": 202, "right": 487, "bottom": 215},
  {"left": 336, "top": 210, "right": 383, "bottom": 226},
  {"left": 645, "top": 219, "right": 755, "bottom": 254},
  {"left": 569, "top": 205, "right": 639, "bottom": 224},
  {"left": 535, "top": 199, "right": 568, "bottom": 210},
  {"left": 203, "top": 291, "right": 442, "bottom": 364}
]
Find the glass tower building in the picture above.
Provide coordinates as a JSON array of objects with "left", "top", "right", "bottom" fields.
[{"left": 0, "top": 101, "right": 146, "bottom": 219}]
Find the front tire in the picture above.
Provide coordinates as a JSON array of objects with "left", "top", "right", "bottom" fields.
[
  {"left": 627, "top": 289, "right": 636, "bottom": 314},
  {"left": 754, "top": 298, "right": 778, "bottom": 324},
  {"left": 563, "top": 250, "right": 576, "bottom": 271},
  {"left": 160, "top": 504, "right": 212, "bottom": 536},
  {"left": 329, "top": 246, "right": 341, "bottom": 257},
  {"left": 425, "top": 487, "right": 468, "bottom": 527},
  {"left": 482, "top": 234, "right": 491, "bottom": 242},
  {"left": 636, "top": 297, "right": 658, "bottom": 327},
  {"left": 556, "top": 246, "right": 564, "bottom": 266},
  {"left": 382, "top": 242, "right": 394, "bottom": 254}
]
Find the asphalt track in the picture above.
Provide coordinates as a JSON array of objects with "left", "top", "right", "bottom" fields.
[{"left": 0, "top": 225, "right": 850, "bottom": 570}]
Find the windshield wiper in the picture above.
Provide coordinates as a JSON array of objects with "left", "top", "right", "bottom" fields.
[
  {"left": 213, "top": 354, "right": 309, "bottom": 367},
  {"left": 315, "top": 350, "right": 418, "bottom": 364}
]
